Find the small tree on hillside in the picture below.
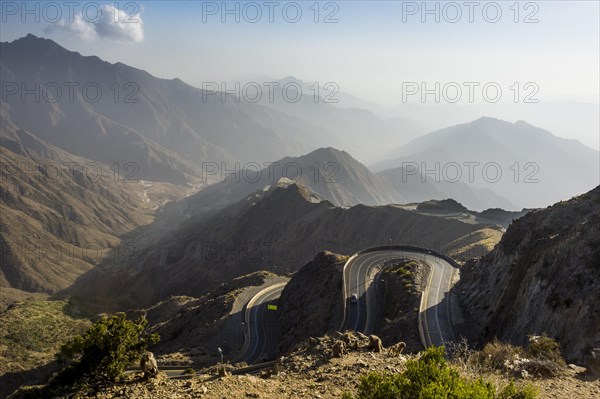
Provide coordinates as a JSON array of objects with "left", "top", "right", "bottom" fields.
[{"left": 52, "top": 313, "right": 159, "bottom": 390}]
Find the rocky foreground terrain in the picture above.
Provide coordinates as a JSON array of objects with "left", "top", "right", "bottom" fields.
[{"left": 15, "top": 333, "right": 598, "bottom": 399}]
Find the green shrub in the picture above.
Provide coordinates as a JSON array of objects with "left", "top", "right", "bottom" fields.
[
  {"left": 184, "top": 368, "right": 196, "bottom": 375},
  {"left": 526, "top": 335, "right": 564, "bottom": 366},
  {"left": 11, "top": 313, "right": 159, "bottom": 398},
  {"left": 347, "top": 346, "right": 538, "bottom": 399},
  {"left": 498, "top": 381, "right": 540, "bottom": 399},
  {"left": 55, "top": 313, "right": 159, "bottom": 384},
  {"left": 480, "top": 340, "right": 523, "bottom": 370},
  {"left": 55, "top": 314, "right": 158, "bottom": 391}
]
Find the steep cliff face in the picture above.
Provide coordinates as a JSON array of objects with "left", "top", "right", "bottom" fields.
[{"left": 458, "top": 186, "right": 600, "bottom": 362}]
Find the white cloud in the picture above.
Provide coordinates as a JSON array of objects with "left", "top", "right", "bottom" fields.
[
  {"left": 44, "top": 15, "right": 97, "bottom": 42},
  {"left": 95, "top": 5, "right": 144, "bottom": 43},
  {"left": 45, "top": 5, "right": 143, "bottom": 43}
]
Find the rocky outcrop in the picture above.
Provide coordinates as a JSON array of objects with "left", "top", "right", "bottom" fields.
[
  {"left": 375, "top": 259, "right": 429, "bottom": 352},
  {"left": 457, "top": 186, "right": 600, "bottom": 362},
  {"left": 417, "top": 199, "right": 468, "bottom": 213},
  {"left": 277, "top": 251, "right": 346, "bottom": 354}
]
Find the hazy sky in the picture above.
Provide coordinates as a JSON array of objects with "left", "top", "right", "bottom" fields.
[{"left": 1, "top": 1, "right": 599, "bottom": 146}]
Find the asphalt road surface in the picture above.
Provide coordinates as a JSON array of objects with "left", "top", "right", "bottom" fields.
[
  {"left": 235, "top": 282, "right": 286, "bottom": 364},
  {"left": 340, "top": 248, "right": 457, "bottom": 347}
]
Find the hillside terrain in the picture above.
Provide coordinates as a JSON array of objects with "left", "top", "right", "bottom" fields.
[
  {"left": 277, "top": 252, "right": 347, "bottom": 354},
  {"left": 278, "top": 253, "right": 429, "bottom": 355},
  {"left": 0, "top": 271, "right": 288, "bottom": 396},
  {"left": 129, "top": 271, "right": 286, "bottom": 366},
  {"left": 66, "top": 181, "right": 502, "bottom": 311},
  {"left": 457, "top": 186, "right": 600, "bottom": 363},
  {"left": 0, "top": 300, "right": 91, "bottom": 398},
  {"left": 0, "top": 111, "right": 154, "bottom": 306},
  {"left": 374, "top": 259, "right": 429, "bottom": 352}
]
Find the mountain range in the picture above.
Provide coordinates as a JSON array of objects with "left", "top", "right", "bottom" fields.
[
  {"left": 2, "top": 33, "right": 598, "bottom": 309},
  {"left": 1, "top": 35, "right": 428, "bottom": 183},
  {"left": 183, "top": 147, "right": 515, "bottom": 214},
  {"left": 372, "top": 117, "right": 599, "bottom": 209},
  {"left": 66, "top": 180, "right": 503, "bottom": 310}
]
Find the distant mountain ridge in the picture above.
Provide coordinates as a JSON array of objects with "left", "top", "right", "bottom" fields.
[
  {"left": 371, "top": 117, "right": 599, "bottom": 208},
  {"left": 0, "top": 34, "right": 428, "bottom": 185},
  {"left": 242, "top": 76, "right": 428, "bottom": 164},
  {"left": 0, "top": 34, "right": 336, "bottom": 183},
  {"left": 184, "top": 147, "right": 515, "bottom": 213}
]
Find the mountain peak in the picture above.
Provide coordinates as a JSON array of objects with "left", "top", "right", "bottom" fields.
[
  {"left": 4, "top": 33, "right": 70, "bottom": 56},
  {"left": 262, "top": 180, "right": 325, "bottom": 205},
  {"left": 298, "top": 147, "right": 355, "bottom": 163},
  {"left": 471, "top": 116, "right": 510, "bottom": 126},
  {"left": 280, "top": 75, "right": 304, "bottom": 84},
  {"left": 10, "top": 33, "right": 53, "bottom": 45}
]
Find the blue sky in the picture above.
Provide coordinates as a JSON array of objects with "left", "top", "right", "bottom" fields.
[{"left": 1, "top": 1, "right": 599, "bottom": 107}]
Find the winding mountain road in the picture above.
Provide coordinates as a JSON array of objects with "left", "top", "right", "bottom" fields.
[
  {"left": 339, "top": 246, "right": 458, "bottom": 347},
  {"left": 139, "top": 246, "right": 458, "bottom": 378},
  {"left": 235, "top": 282, "right": 286, "bottom": 364},
  {"left": 236, "top": 246, "right": 458, "bottom": 366}
]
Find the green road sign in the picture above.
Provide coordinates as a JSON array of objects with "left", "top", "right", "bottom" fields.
[{"left": 267, "top": 304, "right": 278, "bottom": 311}]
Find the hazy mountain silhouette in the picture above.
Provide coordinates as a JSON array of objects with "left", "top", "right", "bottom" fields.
[
  {"left": 183, "top": 147, "right": 512, "bottom": 214},
  {"left": 371, "top": 117, "right": 599, "bottom": 208},
  {"left": 245, "top": 76, "right": 427, "bottom": 164},
  {"left": 0, "top": 35, "right": 336, "bottom": 183}
]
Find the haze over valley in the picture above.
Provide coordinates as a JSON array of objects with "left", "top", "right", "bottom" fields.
[{"left": 1, "top": 2, "right": 599, "bottom": 398}]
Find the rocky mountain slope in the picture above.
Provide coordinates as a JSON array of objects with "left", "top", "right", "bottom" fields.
[
  {"left": 66, "top": 181, "right": 501, "bottom": 311},
  {"left": 457, "top": 186, "right": 600, "bottom": 362},
  {"left": 277, "top": 251, "right": 347, "bottom": 354},
  {"left": 0, "top": 110, "right": 154, "bottom": 306}
]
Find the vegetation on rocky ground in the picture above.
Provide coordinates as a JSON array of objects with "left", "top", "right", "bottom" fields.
[
  {"left": 344, "top": 346, "right": 539, "bottom": 399},
  {"left": 11, "top": 313, "right": 159, "bottom": 398},
  {"left": 449, "top": 335, "right": 568, "bottom": 378},
  {"left": 0, "top": 300, "right": 90, "bottom": 375}
]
